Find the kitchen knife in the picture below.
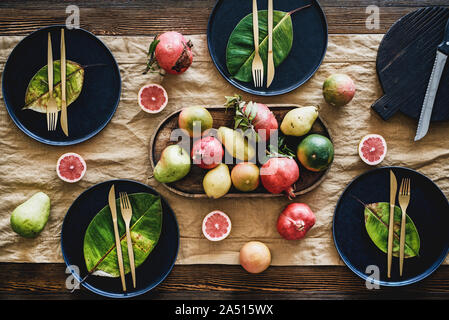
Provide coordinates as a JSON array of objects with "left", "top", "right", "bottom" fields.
[
  {"left": 414, "top": 18, "right": 449, "bottom": 141},
  {"left": 60, "top": 28, "right": 69, "bottom": 136},
  {"left": 266, "top": 0, "right": 275, "bottom": 88},
  {"left": 387, "top": 170, "right": 397, "bottom": 278},
  {"left": 108, "top": 185, "right": 127, "bottom": 292}
]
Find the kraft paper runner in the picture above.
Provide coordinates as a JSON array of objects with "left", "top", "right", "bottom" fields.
[{"left": 0, "top": 34, "right": 448, "bottom": 266}]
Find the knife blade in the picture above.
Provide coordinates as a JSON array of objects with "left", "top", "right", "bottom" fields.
[
  {"left": 108, "top": 185, "right": 127, "bottom": 292},
  {"left": 387, "top": 170, "right": 397, "bottom": 278},
  {"left": 415, "top": 18, "right": 449, "bottom": 141},
  {"left": 60, "top": 28, "right": 69, "bottom": 136},
  {"left": 266, "top": 0, "right": 275, "bottom": 88}
]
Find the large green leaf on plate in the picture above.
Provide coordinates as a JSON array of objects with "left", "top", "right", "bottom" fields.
[
  {"left": 364, "top": 202, "right": 420, "bottom": 258},
  {"left": 226, "top": 10, "right": 293, "bottom": 83},
  {"left": 23, "top": 60, "right": 84, "bottom": 113},
  {"left": 83, "top": 193, "right": 162, "bottom": 277}
]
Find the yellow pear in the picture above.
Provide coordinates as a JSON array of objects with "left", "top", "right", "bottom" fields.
[
  {"left": 203, "top": 163, "right": 232, "bottom": 199},
  {"left": 217, "top": 127, "right": 256, "bottom": 161},
  {"left": 280, "top": 106, "right": 319, "bottom": 137}
]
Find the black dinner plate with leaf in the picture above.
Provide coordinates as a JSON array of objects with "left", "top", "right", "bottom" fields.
[
  {"left": 207, "top": 0, "right": 327, "bottom": 96},
  {"left": 2, "top": 25, "right": 121, "bottom": 146},
  {"left": 333, "top": 167, "right": 449, "bottom": 286},
  {"left": 61, "top": 180, "right": 179, "bottom": 298}
]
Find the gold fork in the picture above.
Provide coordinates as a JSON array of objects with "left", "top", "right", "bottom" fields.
[
  {"left": 119, "top": 192, "right": 136, "bottom": 288},
  {"left": 46, "top": 32, "right": 58, "bottom": 131},
  {"left": 251, "top": 0, "right": 263, "bottom": 87},
  {"left": 398, "top": 178, "right": 411, "bottom": 276}
]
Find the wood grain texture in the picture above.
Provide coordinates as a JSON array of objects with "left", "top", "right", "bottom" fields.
[
  {"left": 372, "top": 6, "right": 449, "bottom": 121},
  {"left": 0, "top": 2, "right": 447, "bottom": 35},
  {"left": 1, "top": 0, "right": 449, "bottom": 300},
  {"left": 150, "top": 105, "right": 331, "bottom": 198},
  {"left": 1, "top": 263, "right": 449, "bottom": 299}
]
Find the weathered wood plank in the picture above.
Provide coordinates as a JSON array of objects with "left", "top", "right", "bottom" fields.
[
  {"left": 1, "top": 263, "right": 449, "bottom": 299},
  {"left": 0, "top": 6, "right": 446, "bottom": 35}
]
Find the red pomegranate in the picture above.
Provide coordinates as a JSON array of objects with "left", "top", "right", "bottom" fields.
[
  {"left": 277, "top": 203, "right": 316, "bottom": 240},
  {"left": 146, "top": 31, "right": 193, "bottom": 75},
  {"left": 242, "top": 103, "right": 278, "bottom": 141},
  {"left": 191, "top": 136, "right": 224, "bottom": 169},
  {"left": 260, "top": 157, "right": 300, "bottom": 199}
]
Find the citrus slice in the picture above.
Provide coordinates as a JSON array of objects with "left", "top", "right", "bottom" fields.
[
  {"left": 56, "top": 153, "right": 87, "bottom": 183},
  {"left": 202, "top": 210, "right": 231, "bottom": 241},
  {"left": 138, "top": 83, "right": 168, "bottom": 114},
  {"left": 358, "top": 134, "right": 387, "bottom": 165}
]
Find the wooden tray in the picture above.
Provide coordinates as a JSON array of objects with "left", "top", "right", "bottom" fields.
[
  {"left": 149, "top": 104, "right": 332, "bottom": 198},
  {"left": 372, "top": 6, "right": 449, "bottom": 121}
]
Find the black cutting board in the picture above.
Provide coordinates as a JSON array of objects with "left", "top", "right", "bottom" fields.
[{"left": 372, "top": 7, "right": 449, "bottom": 121}]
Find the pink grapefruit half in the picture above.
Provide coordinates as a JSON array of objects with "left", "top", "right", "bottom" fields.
[
  {"left": 358, "top": 134, "right": 387, "bottom": 165},
  {"left": 138, "top": 83, "right": 168, "bottom": 114},
  {"left": 56, "top": 153, "right": 87, "bottom": 183},
  {"left": 202, "top": 210, "right": 232, "bottom": 241}
]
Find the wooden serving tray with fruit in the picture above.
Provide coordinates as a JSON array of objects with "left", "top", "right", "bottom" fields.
[{"left": 149, "top": 103, "right": 333, "bottom": 198}]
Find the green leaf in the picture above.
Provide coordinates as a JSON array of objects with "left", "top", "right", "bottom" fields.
[
  {"left": 23, "top": 60, "right": 84, "bottom": 113},
  {"left": 83, "top": 193, "right": 163, "bottom": 277},
  {"left": 364, "top": 202, "right": 420, "bottom": 258},
  {"left": 226, "top": 10, "right": 293, "bottom": 82}
]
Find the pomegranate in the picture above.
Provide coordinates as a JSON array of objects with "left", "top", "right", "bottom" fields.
[
  {"left": 242, "top": 103, "right": 278, "bottom": 141},
  {"left": 260, "top": 157, "right": 300, "bottom": 199},
  {"left": 146, "top": 31, "right": 193, "bottom": 75},
  {"left": 277, "top": 203, "right": 316, "bottom": 240},
  {"left": 239, "top": 241, "right": 271, "bottom": 274},
  {"left": 224, "top": 95, "right": 278, "bottom": 141},
  {"left": 191, "top": 136, "right": 224, "bottom": 169}
]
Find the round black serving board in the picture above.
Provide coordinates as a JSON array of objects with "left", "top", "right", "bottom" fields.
[{"left": 372, "top": 7, "right": 449, "bottom": 121}]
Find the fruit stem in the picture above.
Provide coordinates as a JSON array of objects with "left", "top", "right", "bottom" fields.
[
  {"left": 285, "top": 186, "right": 296, "bottom": 200},
  {"left": 285, "top": 216, "right": 305, "bottom": 231}
]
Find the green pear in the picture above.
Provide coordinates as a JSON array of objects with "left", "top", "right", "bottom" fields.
[
  {"left": 217, "top": 127, "right": 256, "bottom": 161},
  {"left": 203, "top": 163, "right": 232, "bottom": 199},
  {"left": 280, "top": 106, "right": 319, "bottom": 137},
  {"left": 10, "top": 192, "right": 51, "bottom": 238},
  {"left": 154, "top": 144, "right": 191, "bottom": 183}
]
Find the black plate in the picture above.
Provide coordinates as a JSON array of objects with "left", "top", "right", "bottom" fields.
[
  {"left": 207, "top": 0, "right": 327, "bottom": 96},
  {"left": 333, "top": 167, "right": 449, "bottom": 286},
  {"left": 2, "top": 25, "right": 121, "bottom": 145},
  {"left": 61, "top": 180, "right": 179, "bottom": 298}
]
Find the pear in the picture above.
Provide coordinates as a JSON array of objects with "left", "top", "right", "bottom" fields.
[
  {"left": 217, "top": 127, "right": 256, "bottom": 161},
  {"left": 203, "top": 163, "right": 232, "bottom": 199},
  {"left": 280, "top": 106, "right": 319, "bottom": 137},
  {"left": 10, "top": 192, "right": 50, "bottom": 238},
  {"left": 154, "top": 144, "right": 191, "bottom": 183}
]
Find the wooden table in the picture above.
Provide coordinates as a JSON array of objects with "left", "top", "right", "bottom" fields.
[{"left": 1, "top": 0, "right": 449, "bottom": 300}]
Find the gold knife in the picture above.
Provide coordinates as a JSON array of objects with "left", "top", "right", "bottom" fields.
[
  {"left": 108, "top": 185, "right": 127, "bottom": 291},
  {"left": 266, "top": 0, "right": 275, "bottom": 87},
  {"left": 60, "top": 28, "right": 69, "bottom": 136},
  {"left": 387, "top": 170, "right": 397, "bottom": 278}
]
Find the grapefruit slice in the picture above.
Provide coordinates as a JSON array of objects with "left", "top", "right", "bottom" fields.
[
  {"left": 202, "top": 210, "right": 231, "bottom": 241},
  {"left": 358, "top": 134, "right": 387, "bottom": 165},
  {"left": 56, "top": 153, "right": 87, "bottom": 183},
  {"left": 138, "top": 83, "right": 168, "bottom": 114}
]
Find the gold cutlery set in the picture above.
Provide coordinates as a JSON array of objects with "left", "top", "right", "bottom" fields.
[
  {"left": 108, "top": 185, "right": 136, "bottom": 291},
  {"left": 46, "top": 29, "right": 69, "bottom": 135},
  {"left": 388, "top": 170, "right": 411, "bottom": 277},
  {"left": 252, "top": 0, "right": 275, "bottom": 88}
]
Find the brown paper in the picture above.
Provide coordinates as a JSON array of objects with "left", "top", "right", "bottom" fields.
[{"left": 0, "top": 34, "right": 448, "bottom": 266}]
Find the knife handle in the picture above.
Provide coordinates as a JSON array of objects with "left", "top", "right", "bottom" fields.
[
  {"left": 387, "top": 203, "right": 395, "bottom": 278},
  {"left": 268, "top": 0, "right": 273, "bottom": 52},
  {"left": 112, "top": 219, "right": 127, "bottom": 292}
]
